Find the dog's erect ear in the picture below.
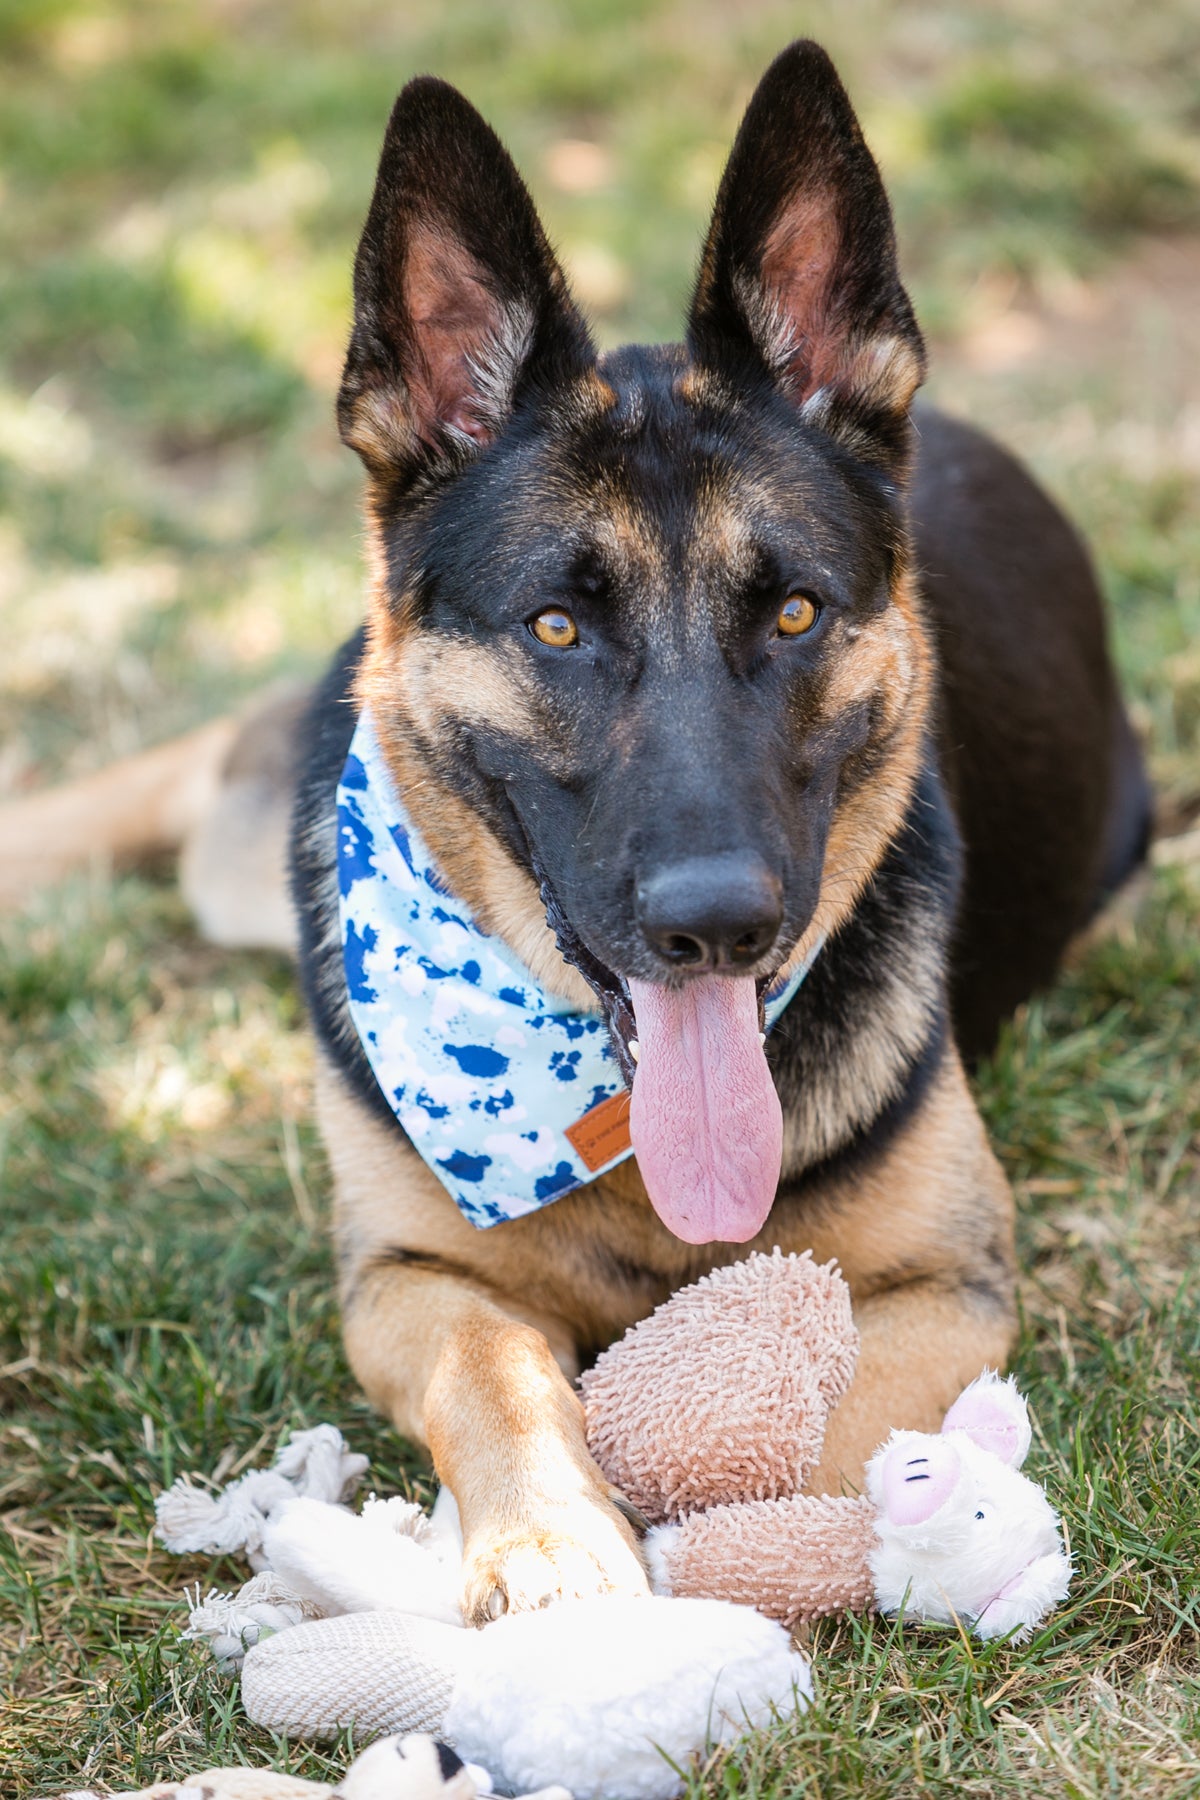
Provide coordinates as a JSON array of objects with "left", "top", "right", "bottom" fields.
[
  {"left": 339, "top": 78, "right": 593, "bottom": 486},
  {"left": 688, "top": 41, "right": 924, "bottom": 468}
]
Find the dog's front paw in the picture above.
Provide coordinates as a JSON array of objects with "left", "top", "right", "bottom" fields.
[{"left": 461, "top": 1494, "right": 649, "bottom": 1625}]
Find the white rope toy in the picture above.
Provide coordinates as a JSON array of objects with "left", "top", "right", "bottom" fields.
[{"left": 158, "top": 1424, "right": 370, "bottom": 1568}]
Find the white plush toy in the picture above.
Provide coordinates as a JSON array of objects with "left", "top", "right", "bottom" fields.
[
  {"left": 864, "top": 1379, "right": 1073, "bottom": 1638},
  {"left": 157, "top": 1259, "right": 1070, "bottom": 1798},
  {"left": 159, "top": 1432, "right": 811, "bottom": 1800}
]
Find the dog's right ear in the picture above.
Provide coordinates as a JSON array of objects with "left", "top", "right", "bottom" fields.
[{"left": 339, "top": 78, "right": 593, "bottom": 489}]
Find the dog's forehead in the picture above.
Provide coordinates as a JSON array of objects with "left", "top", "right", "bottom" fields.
[{"left": 533, "top": 343, "right": 859, "bottom": 583}]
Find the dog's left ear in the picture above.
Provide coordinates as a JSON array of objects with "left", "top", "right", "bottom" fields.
[{"left": 688, "top": 41, "right": 924, "bottom": 471}]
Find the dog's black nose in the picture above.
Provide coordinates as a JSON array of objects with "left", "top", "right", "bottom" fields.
[{"left": 636, "top": 852, "right": 783, "bottom": 970}]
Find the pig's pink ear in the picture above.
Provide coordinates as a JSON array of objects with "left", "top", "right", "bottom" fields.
[{"left": 941, "top": 1372, "right": 1032, "bottom": 1467}]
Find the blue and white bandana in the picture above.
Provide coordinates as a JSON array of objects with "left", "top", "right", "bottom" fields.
[{"left": 337, "top": 712, "right": 819, "bottom": 1228}]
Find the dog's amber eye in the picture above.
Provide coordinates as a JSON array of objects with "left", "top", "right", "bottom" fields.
[
  {"left": 777, "top": 594, "right": 820, "bottom": 637},
  {"left": 530, "top": 608, "right": 579, "bottom": 648}
]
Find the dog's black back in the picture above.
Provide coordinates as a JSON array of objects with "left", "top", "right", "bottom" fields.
[{"left": 910, "top": 409, "right": 1149, "bottom": 1055}]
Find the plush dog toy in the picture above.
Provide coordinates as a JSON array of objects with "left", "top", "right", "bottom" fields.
[
  {"left": 49, "top": 1731, "right": 568, "bottom": 1800},
  {"left": 158, "top": 1255, "right": 1069, "bottom": 1797}
]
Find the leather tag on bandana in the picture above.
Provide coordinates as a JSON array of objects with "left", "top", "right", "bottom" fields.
[{"left": 566, "top": 1089, "right": 632, "bottom": 1172}]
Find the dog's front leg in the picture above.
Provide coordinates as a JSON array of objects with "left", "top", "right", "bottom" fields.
[
  {"left": 343, "top": 1263, "right": 649, "bottom": 1624},
  {"left": 320, "top": 1065, "right": 649, "bottom": 1622}
]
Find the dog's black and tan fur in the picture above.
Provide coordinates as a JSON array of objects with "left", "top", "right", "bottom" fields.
[{"left": 0, "top": 45, "right": 1149, "bottom": 1626}]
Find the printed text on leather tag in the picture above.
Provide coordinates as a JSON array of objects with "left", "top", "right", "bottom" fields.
[{"left": 565, "top": 1089, "right": 632, "bottom": 1172}]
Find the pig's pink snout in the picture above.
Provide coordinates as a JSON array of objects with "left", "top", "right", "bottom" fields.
[{"left": 879, "top": 1437, "right": 961, "bottom": 1526}]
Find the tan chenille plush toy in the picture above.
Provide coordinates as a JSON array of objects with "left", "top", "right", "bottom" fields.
[{"left": 581, "top": 1250, "right": 1072, "bottom": 1640}]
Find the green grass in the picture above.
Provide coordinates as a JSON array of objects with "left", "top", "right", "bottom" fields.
[{"left": 2, "top": 2, "right": 1200, "bottom": 1795}]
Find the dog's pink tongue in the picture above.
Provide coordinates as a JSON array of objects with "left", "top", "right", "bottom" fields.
[{"left": 627, "top": 973, "right": 782, "bottom": 1245}]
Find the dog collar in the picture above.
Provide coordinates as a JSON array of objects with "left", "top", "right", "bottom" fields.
[{"left": 336, "top": 712, "right": 819, "bottom": 1229}]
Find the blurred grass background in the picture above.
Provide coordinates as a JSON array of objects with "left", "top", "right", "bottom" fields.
[{"left": 2, "top": 2, "right": 1199, "bottom": 1795}]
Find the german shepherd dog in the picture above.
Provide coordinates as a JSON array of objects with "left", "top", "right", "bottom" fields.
[{"left": 1, "top": 43, "right": 1149, "bottom": 1625}]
